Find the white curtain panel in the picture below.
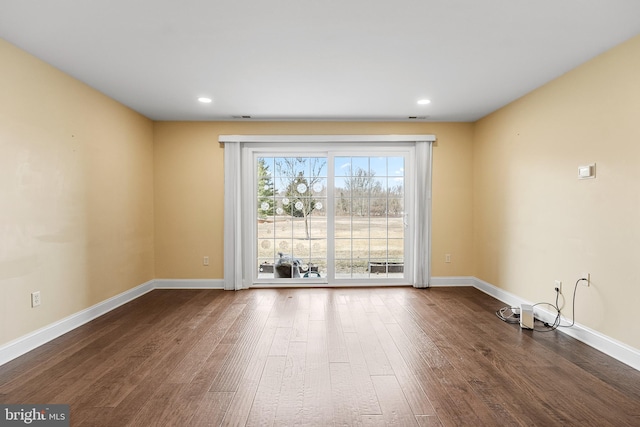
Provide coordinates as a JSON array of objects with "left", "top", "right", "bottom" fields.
[
  {"left": 413, "top": 141, "right": 432, "bottom": 288},
  {"left": 223, "top": 141, "right": 244, "bottom": 290}
]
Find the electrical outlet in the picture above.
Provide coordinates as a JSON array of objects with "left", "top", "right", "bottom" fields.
[
  {"left": 554, "top": 280, "right": 562, "bottom": 294},
  {"left": 31, "top": 291, "right": 41, "bottom": 307},
  {"left": 445, "top": 254, "right": 451, "bottom": 263},
  {"left": 203, "top": 256, "right": 209, "bottom": 266},
  {"left": 581, "top": 273, "right": 590, "bottom": 286}
]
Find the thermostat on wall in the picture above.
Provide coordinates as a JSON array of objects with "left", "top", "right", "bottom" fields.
[{"left": 578, "top": 163, "right": 596, "bottom": 179}]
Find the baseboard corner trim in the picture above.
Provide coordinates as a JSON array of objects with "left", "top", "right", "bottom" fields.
[
  {"left": 154, "top": 278, "right": 225, "bottom": 289},
  {"left": 430, "top": 276, "right": 475, "bottom": 287},
  {"left": 0, "top": 280, "right": 155, "bottom": 367}
]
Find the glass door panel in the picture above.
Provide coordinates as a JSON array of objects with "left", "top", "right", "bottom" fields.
[
  {"left": 256, "top": 156, "right": 327, "bottom": 279},
  {"left": 255, "top": 150, "right": 407, "bottom": 284},
  {"left": 333, "top": 156, "right": 405, "bottom": 279}
]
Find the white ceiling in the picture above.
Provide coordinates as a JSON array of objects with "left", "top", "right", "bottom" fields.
[{"left": 1, "top": 1, "right": 639, "bottom": 122}]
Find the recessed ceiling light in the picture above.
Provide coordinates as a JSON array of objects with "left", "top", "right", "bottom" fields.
[
  {"left": 198, "top": 97, "right": 212, "bottom": 103},
  {"left": 417, "top": 99, "right": 431, "bottom": 105}
]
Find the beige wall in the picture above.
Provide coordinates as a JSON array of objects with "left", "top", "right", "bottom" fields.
[
  {"left": 0, "top": 39, "right": 155, "bottom": 346},
  {"left": 153, "top": 121, "right": 474, "bottom": 279},
  {"left": 1, "top": 36, "right": 474, "bottom": 350},
  {"left": 6, "top": 30, "right": 638, "bottom": 357},
  {"left": 473, "top": 34, "right": 640, "bottom": 348}
]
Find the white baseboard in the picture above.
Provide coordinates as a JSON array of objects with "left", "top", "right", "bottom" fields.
[
  {"left": 430, "top": 276, "right": 475, "bottom": 287},
  {"left": 472, "top": 277, "right": 640, "bottom": 371},
  {"left": 0, "top": 280, "right": 155, "bottom": 367},
  {"left": 154, "top": 279, "right": 225, "bottom": 289}
]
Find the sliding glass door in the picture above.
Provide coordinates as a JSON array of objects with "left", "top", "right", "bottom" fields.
[{"left": 251, "top": 145, "right": 413, "bottom": 286}]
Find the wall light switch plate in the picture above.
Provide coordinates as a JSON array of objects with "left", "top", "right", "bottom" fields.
[{"left": 578, "top": 163, "right": 596, "bottom": 179}]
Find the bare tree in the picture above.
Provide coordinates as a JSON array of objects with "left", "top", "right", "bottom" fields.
[
  {"left": 338, "top": 166, "right": 383, "bottom": 216},
  {"left": 275, "top": 157, "right": 326, "bottom": 239}
]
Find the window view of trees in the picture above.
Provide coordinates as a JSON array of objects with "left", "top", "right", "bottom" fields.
[
  {"left": 257, "top": 158, "right": 275, "bottom": 218},
  {"left": 257, "top": 154, "right": 405, "bottom": 280},
  {"left": 275, "top": 157, "right": 326, "bottom": 239},
  {"left": 335, "top": 165, "right": 404, "bottom": 217},
  {"left": 257, "top": 156, "right": 327, "bottom": 277}
]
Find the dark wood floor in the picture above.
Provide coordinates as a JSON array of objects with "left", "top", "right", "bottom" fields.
[{"left": 1, "top": 287, "right": 639, "bottom": 426}]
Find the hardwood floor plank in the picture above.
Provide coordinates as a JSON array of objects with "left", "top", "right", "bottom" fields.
[
  {"left": 433, "top": 364, "right": 511, "bottom": 426},
  {"left": 273, "top": 341, "right": 306, "bottom": 426},
  {"left": 547, "top": 364, "right": 640, "bottom": 418},
  {"left": 509, "top": 364, "right": 638, "bottom": 426},
  {"left": 372, "top": 300, "right": 397, "bottom": 325},
  {"left": 308, "top": 291, "right": 327, "bottom": 321},
  {"left": 406, "top": 292, "right": 555, "bottom": 426},
  {"left": 272, "top": 291, "right": 298, "bottom": 329},
  {"left": 1, "top": 287, "right": 639, "bottom": 427},
  {"left": 209, "top": 302, "right": 273, "bottom": 392},
  {"left": 127, "top": 383, "right": 195, "bottom": 426},
  {"left": 371, "top": 375, "right": 419, "bottom": 426},
  {"left": 290, "top": 294, "right": 310, "bottom": 342},
  {"left": 219, "top": 302, "right": 261, "bottom": 347},
  {"left": 413, "top": 289, "right": 640, "bottom": 425},
  {"left": 535, "top": 329, "right": 640, "bottom": 400},
  {"left": 368, "top": 318, "right": 436, "bottom": 416},
  {"left": 73, "top": 407, "right": 119, "bottom": 427},
  {"left": 3, "top": 321, "right": 150, "bottom": 403},
  {"left": 220, "top": 318, "right": 279, "bottom": 426},
  {"left": 0, "top": 290, "right": 188, "bottom": 392},
  {"left": 167, "top": 300, "right": 245, "bottom": 384},
  {"left": 361, "top": 415, "right": 387, "bottom": 427},
  {"left": 0, "top": 322, "right": 121, "bottom": 390},
  {"left": 386, "top": 290, "right": 555, "bottom": 426},
  {"left": 72, "top": 293, "right": 231, "bottom": 420},
  {"left": 301, "top": 320, "right": 333, "bottom": 425},
  {"left": 349, "top": 298, "right": 394, "bottom": 376},
  {"left": 190, "top": 391, "right": 235, "bottom": 427},
  {"left": 358, "top": 294, "right": 382, "bottom": 314},
  {"left": 381, "top": 297, "right": 450, "bottom": 369},
  {"left": 337, "top": 299, "right": 357, "bottom": 333},
  {"left": 330, "top": 362, "right": 364, "bottom": 426},
  {"left": 245, "top": 356, "right": 286, "bottom": 426},
  {"left": 66, "top": 292, "right": 233, "bottom": 408},
  {"left": 415, "top": 414, "right": 443, "bottom": 427},
  {"left": 438, "top": 332, "right": 558, "bottom": 426},
  {"left": 343, "top": 332, "right": 382, "bottom": 415},
  {"left": 327, "top": 308, "right": 349, "bottom": 363},
  {"left": 189, "top": 343, "right": 234, "bottom": 394},
  {"left": 268, "top": 327, "right": 292, "bottom": 357}
]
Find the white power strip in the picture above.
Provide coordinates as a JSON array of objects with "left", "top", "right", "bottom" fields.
[{"left": 520, "top": 304, "right": 534, "bottom": 329}]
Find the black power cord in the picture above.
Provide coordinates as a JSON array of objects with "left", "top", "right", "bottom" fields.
[{"left": 496, "top": 277, "right": 587, "bottom": 332}]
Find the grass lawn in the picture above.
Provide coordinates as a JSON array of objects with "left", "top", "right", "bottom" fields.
[{"left": 257, "top": 215, "right": 405, "bottom": 278}]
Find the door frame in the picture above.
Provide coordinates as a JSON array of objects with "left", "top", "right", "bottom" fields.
[
  {"left": 221, "top": 134, "right": 435, "bottom": 290},
  {"left": 248, "top": 145, "right": 414, "bottom": 287}
]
